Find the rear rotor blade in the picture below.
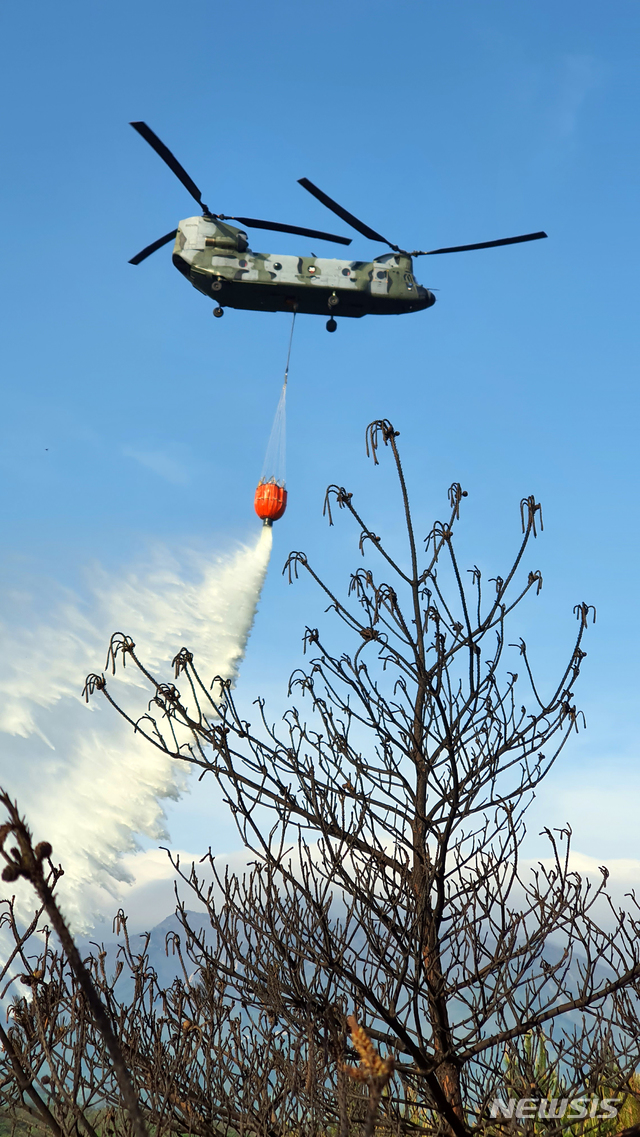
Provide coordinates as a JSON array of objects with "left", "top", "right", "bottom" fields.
[
  {"left": 230, "top": 216, "right": 351, "bottom": 246},
  {"left": 129, "top": 229, "right": 178, "bottom": 265},
  {"left": 130, "top": 122, "right": 211, "bottom": 214},
  {"left": 298, "top": 178, "right": 393, "bottom": 246},
  {"left": 417, "top": 231, "right": 548, "bottom": 256}
]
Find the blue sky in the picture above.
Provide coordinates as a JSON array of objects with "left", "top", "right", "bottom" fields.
[{"left": 0, "top": 1, "right": 639, "bottom": 921}]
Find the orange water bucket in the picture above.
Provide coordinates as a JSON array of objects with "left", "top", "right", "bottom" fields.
[{"left": 254, "top": 480, "right": 287, "bottom": 522}]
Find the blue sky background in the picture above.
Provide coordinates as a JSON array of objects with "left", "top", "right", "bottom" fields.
[{"left": 0, "top": 0, "right": 639, "bottom": 901}]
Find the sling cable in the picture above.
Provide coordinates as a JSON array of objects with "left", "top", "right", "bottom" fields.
[{"left": 254, "top": 311, "right": 296, "bottom": 526}]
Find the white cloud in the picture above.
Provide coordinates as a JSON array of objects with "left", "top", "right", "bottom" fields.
[
  {"left": 555, "top": 54, "right": 602, "bottom": 138},
  {"left": 565, "top": 852, "right": 640, "bottom": 884},
  {"left": 88, "top": 845, "right": 257, "bottom": 935},
  {"left": 109, "top": 841, "right": 640, "bottom": 939},
  {"left": 516, "top": 850, "right": 640, "bottom": 931},
  {"left": 122, "top": 445, "right": 189, "bottom": 485}
]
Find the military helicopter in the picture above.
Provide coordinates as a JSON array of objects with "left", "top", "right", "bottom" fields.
[{"left": 129, "top": 122, "right": 547, "bottom": 332}]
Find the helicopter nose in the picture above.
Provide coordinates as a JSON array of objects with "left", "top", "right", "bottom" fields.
[{"left": 423, "top": 289, "right": 436, "bottom": 308}]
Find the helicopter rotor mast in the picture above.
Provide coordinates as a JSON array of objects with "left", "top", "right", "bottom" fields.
[
  {"left": 128, "top": 122, "right": 352, "bottom": 265},
  {"left": 297, "top": 176, "right": 547, "bottom": 258}
]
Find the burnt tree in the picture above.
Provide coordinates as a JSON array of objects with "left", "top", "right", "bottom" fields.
[{"left": 2, "top": 419, "right": 640, "bottom": 1137}]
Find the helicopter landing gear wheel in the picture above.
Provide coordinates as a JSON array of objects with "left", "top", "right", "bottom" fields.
[
  {"left": 213, "top": 306, "right": 224, "bottom": 318},
  {"left": 326, "top": 317, "right": 337, "bottom": 332},
  {"left": 328, "top": 292, "right": 339, "bottom": 309}
]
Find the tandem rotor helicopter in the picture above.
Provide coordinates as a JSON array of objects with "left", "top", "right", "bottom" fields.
[{"left": 129, "top": 121, "right": 547, "bottom": 333}]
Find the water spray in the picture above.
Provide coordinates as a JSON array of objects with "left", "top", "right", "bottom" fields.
[{"left": 0, "top": 533, "right": 273, "bottom": 932}]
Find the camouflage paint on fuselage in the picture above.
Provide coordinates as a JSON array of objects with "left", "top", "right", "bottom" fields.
[{"left": 172, "top": 217, "right": 436, "bottom": 318}]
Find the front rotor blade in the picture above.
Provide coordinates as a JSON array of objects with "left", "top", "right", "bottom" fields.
[
  {"left": 232, "top": 216, "right": 351, "bottom": 246},
  {"left": 418, "top": 231, "right": 548, "bottom": 256},
  {"left": 298, "top": 178, "right": 392, "bottom": 246},
  {"left": 129, "top": 229, "right": 178, "bottom": 265},
  {"left": 130, "top": 122, "right": 210, "bottom": 214}
]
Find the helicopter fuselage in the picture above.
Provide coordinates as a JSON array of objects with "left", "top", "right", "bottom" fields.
[{"left": 172, "top": 217, "right": 436, "bottom": 319}]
